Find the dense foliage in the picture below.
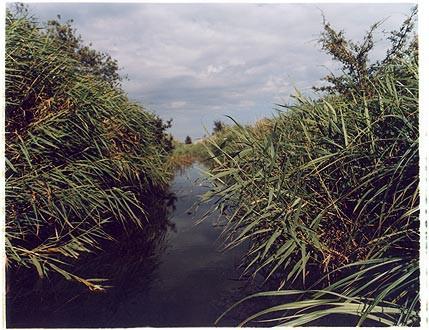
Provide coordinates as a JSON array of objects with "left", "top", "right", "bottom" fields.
[
  {"left": 206, "top": 8, "right": 419, "bottom": 326},
  {"left": 170, "top": 140, "right": 209, "bottom": 170},
  {"left": 184, "top": 135, "right": 192, "bottom": 144},
  {"left": 5, "top": 10, "right": 173, "bottom": 289},
  {"left": 212, "top": 120, "right": 225, "bottom": 134}
]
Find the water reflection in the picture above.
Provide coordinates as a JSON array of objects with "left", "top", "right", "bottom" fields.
[
  {"left": 7, "top": 184, "right": 176, "bottom": 328},
  {"left": 7, "top": 163, "right": 253, "bottom": 328}
]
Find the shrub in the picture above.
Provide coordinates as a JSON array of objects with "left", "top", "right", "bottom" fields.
[{"left": 184, "top": 135, "right": 192, "bottom": 144}]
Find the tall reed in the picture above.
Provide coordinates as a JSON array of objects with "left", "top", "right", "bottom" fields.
[
  {"left": 5, "top": 10, "right": 173, "bottom": 289},
  {"left": 206, "top": 11, "right": 418, "bottom": 326}
]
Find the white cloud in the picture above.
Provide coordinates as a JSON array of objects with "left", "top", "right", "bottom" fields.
[
  {"left": 169, "top": 101, "right": 187, "bottom": 109},
  {"left": 26, "top": 3, "right": 415, "bottom": 139},
  {"left": 206, "top": 64, "right": 224, "bottom": 75},
  {"left": 239, "top": 100, "right": 256, "bottom": 108}
]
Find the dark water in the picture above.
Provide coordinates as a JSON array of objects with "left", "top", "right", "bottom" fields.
[
  {"left": 7, "top": 163, "right": 362, "bottom": 328},
  {"left": 7, "top": 163, "right": 258, "bottom": 328}
]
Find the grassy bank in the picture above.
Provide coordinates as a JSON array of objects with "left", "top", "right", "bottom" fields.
[
  {"left": 5, "top": 9, "right": 174, "bottom": 289},
  {"left": 170, "top": 140, "right": 209, "bottom": 169},
  {"left": 205, "top": 10, "right": 419, "bottom": 326},
  {"left": 170, "top": 119, "right": 273, "bottom": 170}
]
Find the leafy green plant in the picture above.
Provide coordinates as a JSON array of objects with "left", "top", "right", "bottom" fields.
[
  {"left": 5, "top": 9, "right": 173, "bottom": 289},
  {"left": 206, "top": 8, "right": 418, "bottom": 326}
]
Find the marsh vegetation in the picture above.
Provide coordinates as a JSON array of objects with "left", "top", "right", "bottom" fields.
[
  {"left": 5, "top": 7, "right": 173, "bottom": 291},
  {"left": 204, "top": 8, "right": 419, "bottom": 326},
  {"left": 5, "top": 5, "right": 419, "bottom": 328}
]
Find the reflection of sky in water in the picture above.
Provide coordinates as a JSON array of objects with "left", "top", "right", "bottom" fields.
[
  {"left": 130, "top": 163, "right": 249, "bottom": 326},
  {"left": 7, "top": 163, "right": 251, "bottom": 327},
  {"left": 8, "top": 163, "right": 361, "bottom": 327}
]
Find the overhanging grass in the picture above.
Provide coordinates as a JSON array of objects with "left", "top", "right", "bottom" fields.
[
  {"left": 5, "top": 10, "right": 173, "bottom": 289},
  {"left": 205, "top": 21, "right": 418, "bottom": 326}
]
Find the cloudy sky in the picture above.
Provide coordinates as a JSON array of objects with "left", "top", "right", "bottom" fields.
[{"left": 25, "top": 2, "right": 414, "bottom": 140}]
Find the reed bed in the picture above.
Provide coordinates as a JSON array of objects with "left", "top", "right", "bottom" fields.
[
  {"left": 5, "top": 10, "right": 173, "bottom": 289},
  {"left": 205, "top": 12, "right": 419, "bottom": 326},
  {"left": 170, "top": 140, "right": 209, "bottom": 169}
]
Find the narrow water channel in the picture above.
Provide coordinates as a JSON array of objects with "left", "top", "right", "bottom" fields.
[{"left": 7, "top": 163, "right": 255, "bottom": 327}]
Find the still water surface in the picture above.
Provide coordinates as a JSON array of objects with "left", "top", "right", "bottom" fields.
[{"left": 7, "top": 163, "right": 256, "bottom": 327}]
